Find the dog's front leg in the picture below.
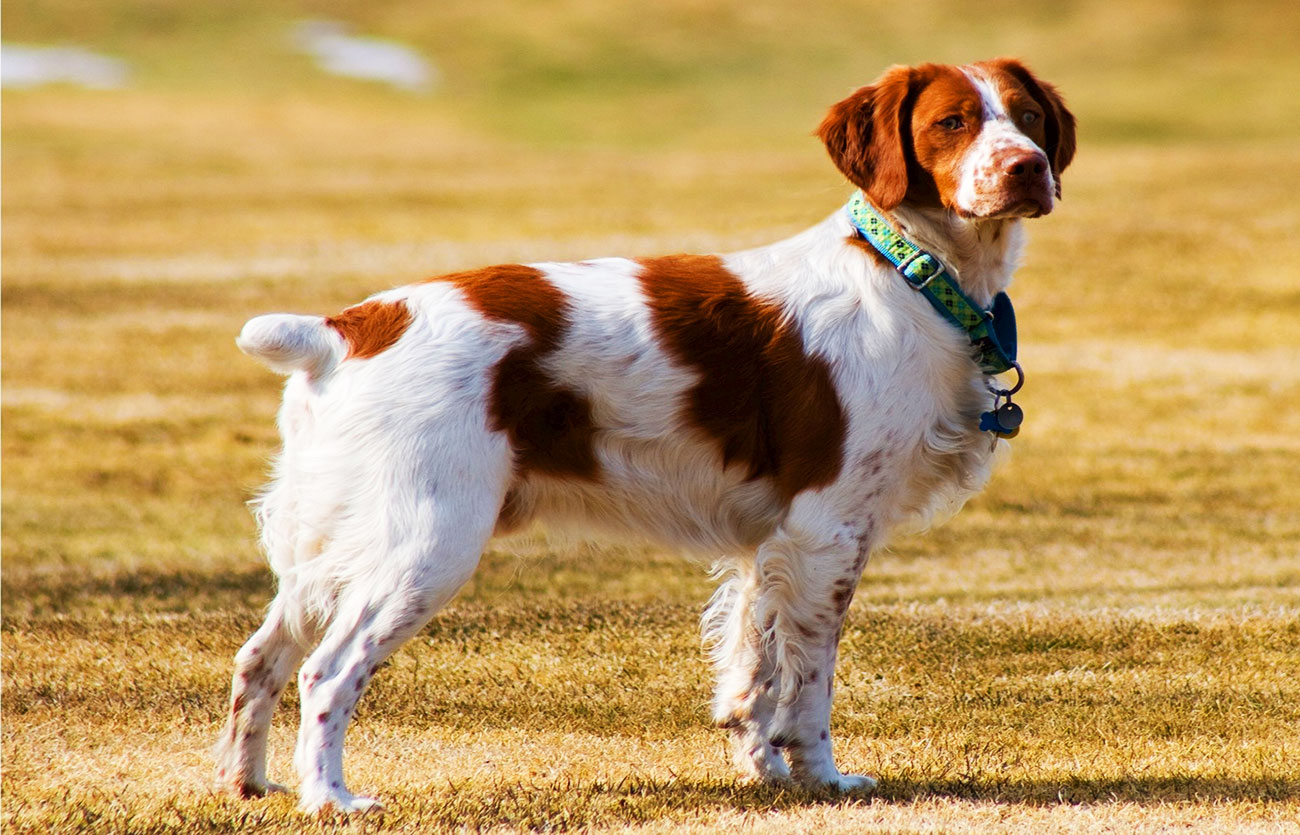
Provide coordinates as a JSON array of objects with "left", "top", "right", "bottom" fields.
[
  {"left": 767, "top": 608, "right": 874, "bottom": 792},
  {"left": 704, "top": 567, "right": 789, "bottom": 783}
]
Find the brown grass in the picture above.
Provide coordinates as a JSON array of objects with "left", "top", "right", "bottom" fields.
[{"left": 4, "top": 0, "right": 1300, "bottom": 832}]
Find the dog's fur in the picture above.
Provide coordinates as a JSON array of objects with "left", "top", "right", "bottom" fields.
[{"left": 216, "top": 59, "right": 1075, "bottom": 812}]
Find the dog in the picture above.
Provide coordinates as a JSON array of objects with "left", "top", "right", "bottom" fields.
[{"left": 216, "top": 58, "right": 1075, "bottom": 812}]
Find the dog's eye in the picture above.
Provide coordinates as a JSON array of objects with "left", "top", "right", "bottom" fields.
[
  {"left": 937, "top": 116, "right": 964, "bottom": 131},
  {"left": 1021, "top": 111, "right": 1040, "bottom": 126}
]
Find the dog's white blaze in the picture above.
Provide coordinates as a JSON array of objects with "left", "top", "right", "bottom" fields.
[{"left": 954, "top": 68, "right": 1052, "bottom": 217}]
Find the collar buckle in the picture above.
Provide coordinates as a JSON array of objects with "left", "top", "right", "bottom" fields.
[{"left": 898, "top": 251, "right": 944, "bottom": 289}]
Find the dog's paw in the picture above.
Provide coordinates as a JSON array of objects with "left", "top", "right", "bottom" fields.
[
  {"left": 299, "top": 790, "right": 384, "bottom": 815},
  {"left": 731, "top": 735, "right": 793, "bottom": 784},
  {"left": 218, "top": 770, "right": 290, "bottom": 800},
  {"left": 338, "top": 795, "right": 384, "bottom": 814},
  {"left": 792, "top": 764, "right": 878, "bottom": 795},
  {"left": 822, "top": 772, "right": 877, "bottom": 794},
  {"left": 256, "top": 781, "right": 291, "bottom": 797}
]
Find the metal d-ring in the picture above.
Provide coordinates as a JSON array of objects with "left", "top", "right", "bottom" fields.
[{"left": 986, "top": 361, "right": 1025, "bottom": 398}]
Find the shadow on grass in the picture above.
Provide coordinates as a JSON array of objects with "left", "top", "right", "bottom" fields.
[
  {"left": 873, "top": 774, "right": 1300, "bottom": 805},
  {"left": 12, "top": 772, "right": 1297, "bottom": 834},
  {"left": 1, "top": 563, "right": 274, "bottom": 620},
  {"left": 367, "top": 772, "right": 1300, "bottom": 830}
]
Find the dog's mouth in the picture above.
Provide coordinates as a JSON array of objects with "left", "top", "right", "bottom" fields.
[
  {"left": 965, "top": 196, "right": 1052, "bottom": 221},
  {"left": 1002, "top": 198, "right": 1051, "bottom": 218}
]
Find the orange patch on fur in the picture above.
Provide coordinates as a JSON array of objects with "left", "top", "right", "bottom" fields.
[
  {"left": 906, "top": 65, "right": 984, "bottom": 209},
  {"left": 844, "top": 234, "right": 895, "bottom": 268},
  {"left": 637, "top": 255, "right": 846, "bottom": 500},
  {"left": 326, "top": 299, "right": 413, "bottom": 360},
  {"left": 817, "top": 68, "right": 913, "bottom": 210},
  {"left": 430, "top": 265, "right": 600, "bottom": 481}
]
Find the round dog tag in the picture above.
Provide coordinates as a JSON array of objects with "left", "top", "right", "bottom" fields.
[{"left": 996, "top": 402, "right": 1024, "bottom": 432}]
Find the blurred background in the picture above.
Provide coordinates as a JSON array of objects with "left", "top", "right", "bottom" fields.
[
  {"left": 4, "top": 0, "right": 1298, "bottom": 593},
  {"left": 6, "top": 0, "right": 1300, "bottom": 250},
  {"left": 4, "top": 2, "right": 1300, "bottom": 830}
]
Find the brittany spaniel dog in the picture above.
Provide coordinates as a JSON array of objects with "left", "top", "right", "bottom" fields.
[{"left": 217, "top": 58, "right": 1075, "bottom": 812}]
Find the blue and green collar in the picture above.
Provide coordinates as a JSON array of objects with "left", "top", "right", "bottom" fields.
[
  {"left": 846, "top": 191, "right": 1019, "bottom": 376},
  {"left": 846, "top": 191, "right": 1025, "bottom": 437}
]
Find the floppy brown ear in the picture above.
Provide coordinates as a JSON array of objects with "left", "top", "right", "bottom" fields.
[
  {"left": 989, "top": 58, "right": 1077, "bottom": 195},
  {"left": 817, "top": 66, "right": 913, "bottom": 209}
]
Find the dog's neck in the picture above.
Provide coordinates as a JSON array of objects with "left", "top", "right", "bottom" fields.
[{"left": 884, "top": 204, "right": 1026, "bottom": 307}]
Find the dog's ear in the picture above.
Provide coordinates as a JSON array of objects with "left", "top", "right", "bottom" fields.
[
  {"left": 988, "top": 58, "right": 1077, "bottom": 196},
  {"left": 817, "top": 65, "right": 914, "bottom": 210}
]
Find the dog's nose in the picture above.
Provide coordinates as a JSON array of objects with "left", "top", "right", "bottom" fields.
[{"left": 1003, "top": 152, "right": 1048, "bottom": 180}]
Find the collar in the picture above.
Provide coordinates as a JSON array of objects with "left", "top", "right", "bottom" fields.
[{"left": 846, "top": 191, "right": 1018, "bottom": 376}]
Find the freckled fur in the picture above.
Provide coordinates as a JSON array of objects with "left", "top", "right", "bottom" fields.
[{"left": 219, "top": 58, "right": 1075, "bottom": 812}]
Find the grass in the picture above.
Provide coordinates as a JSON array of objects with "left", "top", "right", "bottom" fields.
[{"left": 4, "top": 0, "right": 1300, "bottom": 832}]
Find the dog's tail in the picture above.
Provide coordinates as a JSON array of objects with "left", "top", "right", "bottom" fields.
[{"left": 237, "top": 314, "right": 344, "bottom": 378}]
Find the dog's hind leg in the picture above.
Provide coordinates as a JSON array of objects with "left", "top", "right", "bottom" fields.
[
  {"left": 288, "top": 457, "right": 507, "bottom": 813},
  {"left": 290, "top": 539, "right": 487, "bottom": 812},
  {"left": 215, "top": 593, "right": 306, "bottom": 798}
]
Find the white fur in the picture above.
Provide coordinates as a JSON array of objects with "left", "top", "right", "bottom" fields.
[
  {"left": 955, "top": 69, "right": 1054, "bottom": 219},
  {"left": 217, "top": 190, "right": 1033, "bottom": 810},
  {"left": 237, "top": 314, "right": 345, "bottom": 379}
]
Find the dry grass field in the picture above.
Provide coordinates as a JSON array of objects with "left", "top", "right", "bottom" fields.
[{"left": 4, "top": 1, "right": 1300, "bottom": 832}]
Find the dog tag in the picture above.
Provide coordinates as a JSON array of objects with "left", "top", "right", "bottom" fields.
[
  {"left": 979, "top": 401, "right": 1024, "bottom": 437},
  {"left": 995, "top": 401, "right": 1023, "bottom": 431}
]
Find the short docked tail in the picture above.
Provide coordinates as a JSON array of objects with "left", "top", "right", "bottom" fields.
[{"left": 237, "top": 314, "right": 344, "bottom": 377}]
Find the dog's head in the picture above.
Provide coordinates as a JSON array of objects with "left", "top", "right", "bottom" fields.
[{"left": 819, "top": 59, "right": 1076, "bottom": 219}]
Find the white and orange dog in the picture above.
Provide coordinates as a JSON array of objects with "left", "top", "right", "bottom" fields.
[{"left": 217, "top": 59, "right": 1075, "bottom": 812}]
